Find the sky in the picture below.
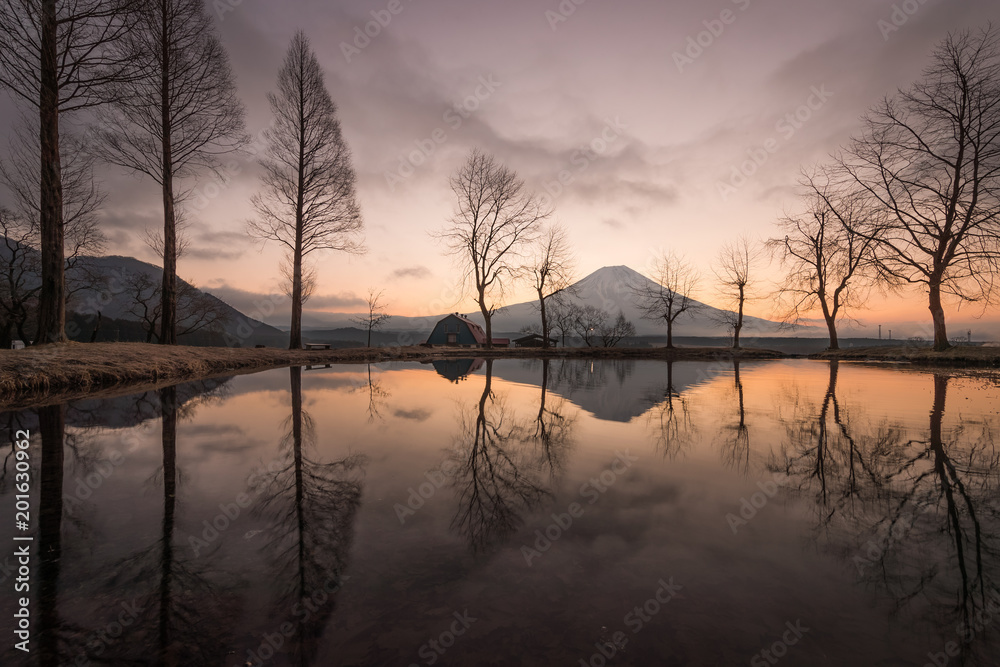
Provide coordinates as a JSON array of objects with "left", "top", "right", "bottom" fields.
[{"left": 2, "top": 0, "right": 999, "bottom": 337}]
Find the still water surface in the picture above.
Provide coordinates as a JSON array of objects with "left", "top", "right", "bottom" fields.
[{"left": 1, "top": 359, "right": 999, "bottom": 666}]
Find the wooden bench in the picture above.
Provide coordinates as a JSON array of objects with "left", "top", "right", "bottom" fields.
[{"left": 304, "top": 343, "right": 331, "bottom": 350}]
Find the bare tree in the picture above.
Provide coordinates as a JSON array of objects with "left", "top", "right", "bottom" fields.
[
  {"left": 632, "top": 252, "right": 698, "bottom": 349},
  {"left": 713, "top": 235, "right": 760, "bottom": 349},
  {"left": 529, "top": 223, "right": 574, "bottom": 349},
  {"left": 836, "top": 27, "right": 1000, "bottom": 350},
  {"left": 249, "top": 31, "right": 364, "bottom": 350},
  {"left": 437, "top": 149, "right": 549, "bottom": 349},
  {"left": 123, "top": 271, "right": 231, "bottom": 343},
  {"left": 94, "top": 0, "right": 247, "bottom": 345},
  {"left": 0, "top": 125, "right": 106, "bottom": 344},
  {"left": 547, "top": 293, "right": 578, "bottom": 347},
  {"left": 768, "top": 181, "right": 878, "bottom": 350},
  {"left": 0, "top": 0, "right": 136, "bottom": 343},
  {"left": 599, "top": 311, "right": 636, "bottom": 347},
  {"left": 572, "top": 305, "right": 607, "bottom": 347},
  {"left": 350, "top": 288, "right": 391, "bottom": 347}
]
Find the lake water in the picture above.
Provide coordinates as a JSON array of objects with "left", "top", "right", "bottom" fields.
[{"left": 1, "top": 359, "right": 999, "bottom": 666}]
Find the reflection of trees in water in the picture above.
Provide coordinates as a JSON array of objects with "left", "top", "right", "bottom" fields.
[
  {"left": 14, "top": 380, "right": 238, "bottom": 666},
  {"left": 448, "top": 359, "right": 552, "bottom": 553},
  {"left": 529, "top": 359, "right": 576, "bottom": 480},
  {"left": 353, "top": 363, "right": 389, "bottom": 422},
  {"left": 772, "top": 366, "right": 1000, "bottom": 660},
  {"left": 38, "top": 405, "right": 66, "bottom": 667},
  {"left": 645, "top": 360, "right": 696, "bottom": 459},
  {"left": 87, "top": 384, "right": 240, "bottom": 665},
  {"left": 718, "top": 360, "right": 751, "bottom": 477},
  {"left": 251, "top": 366, "right": 365, "bottom": 665}
]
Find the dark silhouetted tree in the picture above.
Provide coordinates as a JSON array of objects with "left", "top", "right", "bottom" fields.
[
  {"left": 437, "top": 149, "right": 549, "bottom": 349},
  {"left": 0, "top": 0, "right": 135, "bottom": 343},
  {"left": 837, "top": 27, "right": 1000, "bottom": 350},
  {"left": 249, "top": 31, "right": 364, "bottom": 350},
  {"left": 95, "top": 0, "right": 247, "bottom": 345}
]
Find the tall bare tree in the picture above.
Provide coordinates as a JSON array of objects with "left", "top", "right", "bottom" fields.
[
  {"left": 632, "top": 252, "right": 698, "bottom": 349},
  {"left": 769, "top": 182, "right": 879, "bottom": 350},
  {"left": 0, "top": 0, "right": 135, "bottom": 343},
  {"left": 529, "top": 223, "right": 574, "bottom": 349},
  {"left": 0, "top": 124, "right": 106, "bottom": 344},
  {"left": 249, "top": 31, "right": 364, "bottom": 350},
  {"left": 350, "top": 288, "right": 391, "bottom": 347},
  {"left": 713, "top": 235, "right": 760, "bottom": 349},
  {"left": 437, "top": 149, "right": 549, "bottom": 349},
  {"left": 94, "top": 0, "right": 247, "bottom": 345},
  {"left": 837, "top": 27, "right": 1000, "bottom": 350}
]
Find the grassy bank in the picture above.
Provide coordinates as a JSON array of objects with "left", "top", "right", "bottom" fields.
[
  {"left": 0, "top": 342, "right": 785, "bottom": 409},
  {"left": 811, "top": 345, "right": 1000, "bottom": 367}
]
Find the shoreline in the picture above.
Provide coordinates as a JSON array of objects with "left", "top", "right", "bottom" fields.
[{"left": 1, "top": 342, "right": 997, "bottom": 410}]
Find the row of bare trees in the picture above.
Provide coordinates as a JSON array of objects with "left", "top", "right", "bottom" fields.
[
  {"left": 0, "top": 2, "right": 363, "bottom": 349},
  {"left": 439, "top": 27, "right": 1000, "bottom": 352},
  {"left": 771, "top": 26, "right": 1000, "bottom": 351}
]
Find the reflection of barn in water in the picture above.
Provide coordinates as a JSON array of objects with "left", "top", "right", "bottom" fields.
[{"left": 430, "top": 358, "right": 484, "bottom": 383}]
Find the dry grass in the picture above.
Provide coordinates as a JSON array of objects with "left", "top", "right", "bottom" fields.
[
  {"left": 0, "top": 342, "right": 787, "bottom": 410},
  {"left": 812, "top": 345, "right": 1000, "bottom": 367}
]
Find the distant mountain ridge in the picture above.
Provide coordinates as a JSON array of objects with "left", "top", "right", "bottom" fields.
[
  {"left": 298, "top": 265, "right": 809, "bottom": 338},
  {"left": 1, "top": 237, "right": 286, "bottom": 346}
]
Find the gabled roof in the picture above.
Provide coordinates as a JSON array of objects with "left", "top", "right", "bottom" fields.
[{"left": 442, "top": 313, "right": 486, "bottom": 344}]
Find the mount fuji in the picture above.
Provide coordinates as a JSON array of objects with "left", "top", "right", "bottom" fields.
[{"left": 302, "top": 265, "right": 806, "bottom": 338}]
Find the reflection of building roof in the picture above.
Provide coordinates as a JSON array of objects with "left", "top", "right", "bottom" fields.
[{"left": 431, "top": 358, "right": 485, "bottom": 383}]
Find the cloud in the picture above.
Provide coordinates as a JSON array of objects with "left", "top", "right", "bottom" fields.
[
  {"left": 392, "top": 408, "right": 433, "bottom": 422},
  {"left": 391, "top": 265, "right": 432, "bottom": 280}
]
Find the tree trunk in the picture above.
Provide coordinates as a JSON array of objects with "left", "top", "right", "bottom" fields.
[
  {"left": 538, "top": 288, "right": 549, "bottom": 349},
  {"left": 928, "top": 275, "right": 949, "bottom": 351},
  {"left": 158, "top": 1, "right": 177, "bottom": 345},
  {"left": 35, "top": 0, "right": 65, "bottom": 345},
  {"left": 820, "top": 298, "right": 838, "bottom": 350},
  {"left": 289, "top": 53, "right": 307, "bottom": 351},
  {"left": 665, "top": 318, "right": 673, "bottom": 349},
  {"left": 479, "top": 290, "right": 492, "bottom": 349},
  {"left": 290, "top": 244, "right": 303, "bottom": 349},
  {"left": 733, "top": 285, "right": 744, "bottom": 350}
]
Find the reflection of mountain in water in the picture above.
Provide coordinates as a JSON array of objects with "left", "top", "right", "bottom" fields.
[{"left": 487, "top": 359, "right": 729, "bottom": 422}]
